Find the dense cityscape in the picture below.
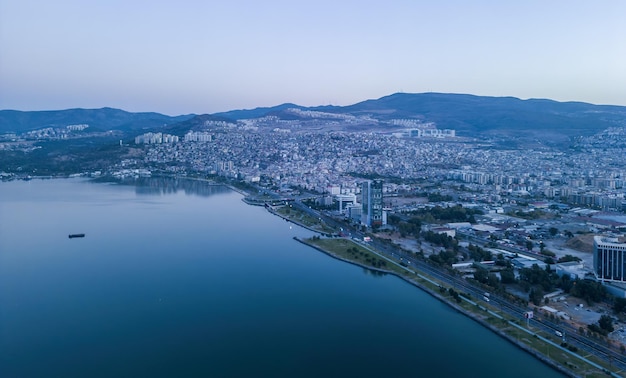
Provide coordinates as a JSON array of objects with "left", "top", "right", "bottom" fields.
[
  {"left": 2, "top": 103, "right": 626, "bottom": 377},
  {"left": 126, "top": 121, "right": 626, "bottom": 213},
  {"left": 4, "top": 1, "right": 626, "bottom": 376}
]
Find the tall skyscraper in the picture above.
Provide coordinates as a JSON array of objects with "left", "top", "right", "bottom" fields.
[
  {"left": 594, "top": 235, "right": 626, "bottom": 283},
  {"left": 361, "top": 179, "right": 383, "bottom": 227}
]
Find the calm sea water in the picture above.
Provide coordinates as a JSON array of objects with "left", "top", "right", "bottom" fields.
[{"left": 0, "top": 178, "right": 565, "bottom": 378}]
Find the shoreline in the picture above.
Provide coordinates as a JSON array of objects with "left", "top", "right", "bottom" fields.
[
  {"left": 265, "top": 205, "right": 331, "bottom": 235},
  {"left": 256, "top": 191, "right": 615, "bottom": 377},
  {"left": 294, "top": 235, "right": 581, "bottom": 378},
  {"left": 9, "top": 175, "right": 606, "bottom": 376}
]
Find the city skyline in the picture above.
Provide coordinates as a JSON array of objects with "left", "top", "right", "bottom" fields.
[{"left": 1, "top": 1, "right": 625, "bottom": 115}]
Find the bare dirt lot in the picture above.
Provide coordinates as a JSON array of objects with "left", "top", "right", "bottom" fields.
[{"left": 564, "top": 234, "right": 595, "bottom": 253}]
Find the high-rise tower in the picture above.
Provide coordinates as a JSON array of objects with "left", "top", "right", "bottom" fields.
[{"left": 361, "top": 179, "right": 383, "bottom": 227}]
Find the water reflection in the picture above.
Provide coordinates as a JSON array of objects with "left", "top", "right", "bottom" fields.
[
  {"left": 0, "top": 178, "right": 566, "bottom": 378},
  {"left": 362, "top": 268, "right": 387, "bottom": 278},
  {"left": 94, "top": 176, "right": 231, "bottom": 197}
]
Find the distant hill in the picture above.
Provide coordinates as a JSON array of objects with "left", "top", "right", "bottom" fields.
[
  {"left": 343, "top": 93, "right": 626, "bottom": 137},
  {"left": 213, "top": 103, "right": 307, "bottom": 120},
  {"left": 3, "top": 93, "right": 625, "bottom": 140},
  {"left": 215, "top": 92, "right": 626, "bottom": 139},
  {"left": 163, "top": 114, "right": 237, "bottom": 136},
  {"left": 0, "top": 107, "right": 194, "bottom": 133}
]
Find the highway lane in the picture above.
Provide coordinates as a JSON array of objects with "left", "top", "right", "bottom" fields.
[
  {"left": 387, "top": 243, "right": 626, "bottom": 371},
  {"left": 373, "top": 228, "right": 623, "bottom": 368}
]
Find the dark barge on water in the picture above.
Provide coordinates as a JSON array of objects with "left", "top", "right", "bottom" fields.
[{"left": 68, "top": 233, "right": 85, "bottom": 239}]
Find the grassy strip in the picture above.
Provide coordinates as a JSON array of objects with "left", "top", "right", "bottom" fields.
[
  {"left": 275, "top": 205, "right": 335, "bottom": 233},
  {"left": 502, "top": 327, "right": 610, "bottom": 377},
  {"left": 303, "top": 236, "right": 395, "bottom": 270}
]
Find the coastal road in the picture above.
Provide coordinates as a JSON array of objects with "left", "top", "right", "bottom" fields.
[
  {"left": 274, "top": 196, "right": 626, "bottom": 372},
  {"left": 348, "top": 223, "right": 626, "bottom": 371}
]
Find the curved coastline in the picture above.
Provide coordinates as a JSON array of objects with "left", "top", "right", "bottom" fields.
[
  {"left": 21, "top": 175, "right": 597, "bottom": 377},
  {"left": 293, "top": 235, "right": 577, "bottom": 378},
  {"left": 8, "top": 175, "right": 587, "bottom": 376}
]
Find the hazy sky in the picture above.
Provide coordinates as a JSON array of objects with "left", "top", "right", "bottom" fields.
[{"left": 1, "top": 1, "right": 625, "bottom": 115}]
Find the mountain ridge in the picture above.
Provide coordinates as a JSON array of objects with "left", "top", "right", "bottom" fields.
[
  {"left": 212, "top": 92, "right": 626, "bottom": 139},
  {"left": 2, "top": 93, "right": 625, "bottom": 138},
  {"left": 0, "top": 107, "right": 195, "bottom": 133}
]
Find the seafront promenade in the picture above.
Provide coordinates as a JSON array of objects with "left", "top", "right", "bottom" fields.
[{"left": 268, "top": 199, "right": 620, "bottom": 378}]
